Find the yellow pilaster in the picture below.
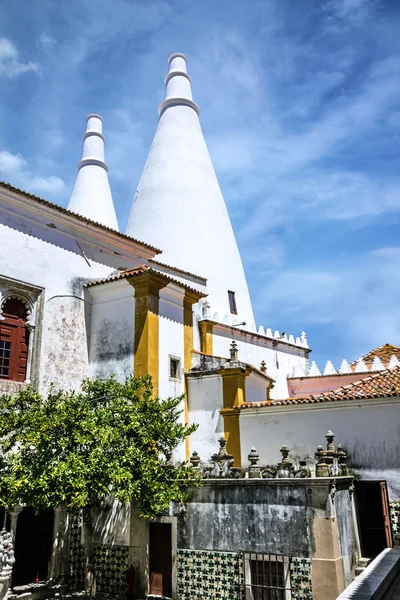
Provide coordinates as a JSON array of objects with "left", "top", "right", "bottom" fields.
[
  {"left": 200, "top": 320, "right": 213, "bottom": 355},
  {"left": 218, "top": 367, "right": 249, "bottom": 467},
  {"left": 183, "top": 291, "right": 202, "bottom": 460},
  {"left": 129, "top": 273, "right": 167, "bottom": 397}
]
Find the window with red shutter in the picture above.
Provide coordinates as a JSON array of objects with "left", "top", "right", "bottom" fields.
[{"left": 0, "top": 298, "right": 30, "bottom": 382}]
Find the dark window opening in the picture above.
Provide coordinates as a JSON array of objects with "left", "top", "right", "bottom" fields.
[
  {"left": 0, "top": 298, "right": 29, "bottom": 382},
  {"left": 243, "top": 553, "right": 292, "bottom": 600},
  {"left": 228, "top": 290, "right": 237, "bottom": 315},
  {"left": 169, "top": 358, "right": 180, "bottom": 379}
]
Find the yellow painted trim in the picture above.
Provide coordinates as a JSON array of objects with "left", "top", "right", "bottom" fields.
[
  {"left": 182, "top": 291, "right": 199, "bottom": 461},
  {"left": 220, "top": 407, "right": 241, "bottom": 467},
  {"left": 200, "top": 320, "right": 213, "bottom": 355},
  {"left": 130, "top": 273, "right": 167, "bottom": 397},
  {"left": 218, "top": 368, "right": 248, "bottom": 467}
]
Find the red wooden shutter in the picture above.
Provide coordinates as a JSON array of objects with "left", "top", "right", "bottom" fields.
[{"left": 0, "top": 299, "right": 29, "bottom": 382}]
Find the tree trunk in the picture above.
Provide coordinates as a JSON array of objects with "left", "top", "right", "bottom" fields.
[{"left": 82, "top": 507, "right": 96, "bottom": 597}]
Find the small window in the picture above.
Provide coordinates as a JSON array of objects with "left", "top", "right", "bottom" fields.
[
  {"left": 169, "top": 357, "right": 180, "bottom": 380},
  {"left": 228, "top": 290, "right": 237, "bottom": 315}
]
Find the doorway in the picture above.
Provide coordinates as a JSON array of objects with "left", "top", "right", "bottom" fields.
[
  {"left": 355, "top": 480, "right": 393, "bottom": 559},
  {"left": 12, "top": 507, "right": 54, "bottom": 586},
  {"left": 149, "top": 522, "right": 172, "bottom": 599}
]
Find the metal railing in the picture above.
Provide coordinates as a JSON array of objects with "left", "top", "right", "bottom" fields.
[{"left": 242, "top": 553, "right": 292, "bottom": 600}]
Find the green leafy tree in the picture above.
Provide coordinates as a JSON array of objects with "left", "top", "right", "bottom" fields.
[{"left": 0, "top": 375, "right": 197, "bottom": 596}]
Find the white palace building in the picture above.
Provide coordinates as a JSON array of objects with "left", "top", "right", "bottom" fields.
[{"left": 0, "top": 53, "right": 399, "bottom": 598}]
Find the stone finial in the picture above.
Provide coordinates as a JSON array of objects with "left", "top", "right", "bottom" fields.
[
  {"left": 164, "top": 450, "right": 173, "bottom": 466},
  {"left": 295, "top": 336, "right": 302, "bottom": 346},
  {"left": 258, "top": 325, "right": 265, "bottom": 336},
  {"left": 202, "top": 300, "right": 211, "bottom": 319},
  {"left": 229, "top": 340, "right": 238, "bottom": 362},
  {"left": 339, "top": 359, "right": 352, "bottom": 374},
  {"left": 371, "top": 356, "right": 385, "bottom": 371},
  {"left": 280, "top": 445, "right": 290, "bottom": 463},
  {"left": 388, "top": 355, "right": 400, "bottom": 368},
  {"left": 248, "top": 447, "right": 259, "bottom": 466},
  {"left": 248, "top": 447, "right": 261, "bottom": 478},
  {"left": 308, "top": 361, "right": 321, "bottom": 376},
  {"left": 288, "top": 334, "right": 295, "bottom": 344},
  {"left": 323, "top": 360, "right": 336, "bottom": 375},
  {"left": 260, "top": 360, "right": 267, "bottom": 374},
  {"left": 326, "top": 430, "right": 335, "bottom": 451},
  {"left": 354, "top": 358, "right": 368, "bottom": 373},
  {"left": 266, "top": 328, "right": 273, "bottom": 338},
  {"left": 189, "top": 451, "right": 201, "bottom": 470}
]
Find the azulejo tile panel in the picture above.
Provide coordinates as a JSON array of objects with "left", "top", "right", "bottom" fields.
[
  {"left": 68, "top": 513, "right": 129, "bottom": 595},
  {"left": 177, "top": 549, "right": 244, "bottom": 600},
  {"left": 390, "top": 502, "right": 400, "bottom": 545},
  {"left": 290, "top": 557, "right": 313, "bottom": 600}
]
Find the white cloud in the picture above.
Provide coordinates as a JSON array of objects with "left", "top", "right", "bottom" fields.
[
  {"left": 0, "top": 37, "right": 39, "bottom": 78},
  {"left": 39, "top": 33, "right": 57, "bottom": 51},
  {"left": 0, "top": 150, "right": 65, "bottom": 196},
  {"left": 256, "top": 247, "right": 400, "bottom": 361}
]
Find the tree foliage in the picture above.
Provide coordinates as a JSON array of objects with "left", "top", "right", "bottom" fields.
[
  {"left": 0, "top": 375, "right": 198, "bottom": 595},
  {"left": 0, "top": 374, "right": 197, "bottom": 517}
]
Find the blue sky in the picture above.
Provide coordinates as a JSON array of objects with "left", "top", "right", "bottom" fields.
[{"left": 1, "top": 0, "right": 400, "bottom": 369}]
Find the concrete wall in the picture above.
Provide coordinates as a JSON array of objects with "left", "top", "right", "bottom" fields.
[
  {"left": 239, "top": 399, "right": 400, "bottom": 500},
  {"left": 159, "top": 286, "right": 185, "bottom": 401},
  {"left": 87, "top": 280, "right": 135, "bottom": 381}
]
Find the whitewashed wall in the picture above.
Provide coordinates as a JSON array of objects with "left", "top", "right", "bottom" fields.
[
  {"left": 211, "top": 328, "right": 308, "bottom": 399},
  {"left": 245, "top": 372, "right": 269, "bottom": 403},
  {"left": 87, "top": 280, "right": 135, "bottom": 381},
  {"left": 239, "top": 398, "right": 400, "bottom": 499},
  {"left": 187, "top": 374, "right": 224, "bottom": 461},
  {"left": 0, "top": 211, "right": 119, "bottom": 393}
]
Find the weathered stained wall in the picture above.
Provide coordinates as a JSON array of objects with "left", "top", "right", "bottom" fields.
[
  {"left": 178, "top": 480, "right": 310, "bottom": 556},
  {"left": 186, "top": 373, "right": 224, "bottom": 460},
  {"left": 87, "top": 280, "right": 135, "bottom": 381},
  {"left": 239, "top": 399, "right": 400, "bottom": 499}
]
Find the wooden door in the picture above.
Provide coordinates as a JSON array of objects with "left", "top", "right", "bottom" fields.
[
  {"left": 355, "top": 480, "right": 393, "bottom": 558},
  {"left": 380, "top": 482, "right": 394, "bottom": 548},
  {"left": 149, "top": 522, "right": 172, "bottom": 598}
]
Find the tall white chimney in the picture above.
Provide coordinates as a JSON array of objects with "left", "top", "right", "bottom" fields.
[
  {"left": 125, "top": 54, "right": 254, "bottom": 325},
  {"left": 68, "top": 114, "right": 119, "bottom": 230}
]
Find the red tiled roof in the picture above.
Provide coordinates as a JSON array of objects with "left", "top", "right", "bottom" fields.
[
  {"left": 351, "top": 343, "right": 400, "bottom": 369},
  {"left": 0, "top": 181, "right": 161, "bottom": 253},
  {"left": 239, "top": 366, "right": 400, "bottom": 408},
  {"left": 84, "top": 264, "right": 207, "bottom": 296}
]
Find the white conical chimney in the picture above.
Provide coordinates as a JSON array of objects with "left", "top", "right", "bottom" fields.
[
  {"left": 68, "top": 114, "right": 119, "bottom": 230},
  {"left": 125, "top": 53, "right": 254, "bottom": 325}
]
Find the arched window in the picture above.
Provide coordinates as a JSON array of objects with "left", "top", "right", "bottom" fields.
[{"left": 0, "top": 298, "right": 30, "bottom": 381}]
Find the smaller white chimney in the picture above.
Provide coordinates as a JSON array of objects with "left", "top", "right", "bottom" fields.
[{"left": 68, "top": 114, "right": 118, "bottom": 230}]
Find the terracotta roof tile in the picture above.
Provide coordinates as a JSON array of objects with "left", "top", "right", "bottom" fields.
[
  {"left": 239, "top": 366, "right": 400, "bottom": 408},
  {"left": 85, "top": 265, "right": 207, "bottom": 297},
  {"left": 0, "top": 181, "right": 161, "bottom": 253},
  {"left": 351, "top": 343, "right": 400, "bottom": 369}
]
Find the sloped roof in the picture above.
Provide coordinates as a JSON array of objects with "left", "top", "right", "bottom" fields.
[
  {"left": 239, "top": 366, "right": 400, "bottom": 408},
  {"left": 84, "top": 264, "right": 207, "bottom": 296},
  {"left": 0, "top": 182, "right": 161, "bottom": 253},
  {"left": 351, "top": 343, "right": 400, "bottom": 370}
]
